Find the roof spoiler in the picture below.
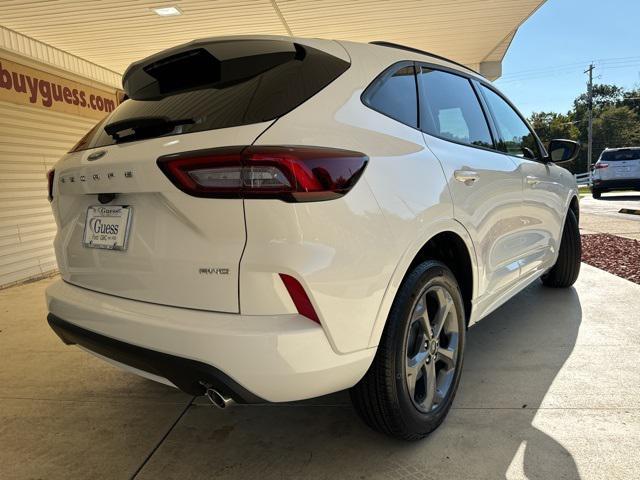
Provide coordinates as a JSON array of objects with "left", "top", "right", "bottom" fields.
[{"left": 122, "top": 39, "right": 305, "bottom": 100}]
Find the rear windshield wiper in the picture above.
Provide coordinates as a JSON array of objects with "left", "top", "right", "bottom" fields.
[{"left": 104, "top": 116, "right": 195, "bottom": 142}]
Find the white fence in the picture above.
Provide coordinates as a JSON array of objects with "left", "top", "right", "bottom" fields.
[{"left": 574, "top": 172, "right": 592, "bottom": 186}]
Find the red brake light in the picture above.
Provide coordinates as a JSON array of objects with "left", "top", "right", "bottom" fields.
[
  {"left": 595, "top": 163, "right": 609, "bottom": 169},
  {"left": 47, "top": 169, "right": 55, "bottom": 202},
  {"left": 279, "top": 274, "right": 320, "bottom": 324},
  {"left": 157, "top": 146, "right": 368, "bottom": 202}
]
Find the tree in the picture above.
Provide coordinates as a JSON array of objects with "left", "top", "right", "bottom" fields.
[
  {"left": 621, "top": 87, "right": 640, "bottom": 117},
  {"left": 573, "top": 84, "right": 626, "bottom": 146},
  {"left": 591, "top": 106, "right": 640, "bottom": 157},
  {"left": 529, "top": 111, "right": 579, "bottom": 144},
  {"left": 528, "top": 84, "right": 640, "bottom": 173},
  {"left": 574, "top": 84, "right": 624, "bottom": 115}
]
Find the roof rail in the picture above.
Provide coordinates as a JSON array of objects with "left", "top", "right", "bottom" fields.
[{"left": 369, "top": 41, "right": 481, "bottom": 76}]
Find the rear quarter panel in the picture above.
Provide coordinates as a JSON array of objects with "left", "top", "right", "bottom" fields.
[{"left": 245, "top": 42, "right": 465, "bottom": 353}]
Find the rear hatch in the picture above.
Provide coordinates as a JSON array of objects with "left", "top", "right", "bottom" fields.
[
  {"left": 51, "top": 37, "right": 350, "bottom": 312},
  {"left": 598, "top": 148, "right": 640, "bottom": 181}
]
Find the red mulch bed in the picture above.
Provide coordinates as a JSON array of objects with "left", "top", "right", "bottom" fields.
[{"left": 581, "top": 234, "right": 640, "bottom": 284}]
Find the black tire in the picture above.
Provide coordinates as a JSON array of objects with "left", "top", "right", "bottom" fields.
[
  {"left": 592, "top": 190, "right": 601, "bottom": 199},
  {"left": 541, "top": 209, "right": 581, "bottom": 288},
  {"left": 350, "top": 260, "right": 466, "bottom": 440}
]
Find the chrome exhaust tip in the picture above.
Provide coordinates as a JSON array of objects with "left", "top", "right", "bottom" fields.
[{"left": 205, "top": 387, "right": 235, "bottom": 409}]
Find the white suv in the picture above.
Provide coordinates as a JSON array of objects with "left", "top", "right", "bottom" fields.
[
  {"left": 46, "top": 36, "right": 582, "bottom": 440},
  {"left": 592, "top": 147, "right": 640, "bottom": 198}
]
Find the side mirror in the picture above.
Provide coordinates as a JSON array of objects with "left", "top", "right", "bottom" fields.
[
  {"left": 522, "top": 146, "right": 536, "bottom": 160},
  {"left": 547, "top": 139, "right": 580, "bottom": 163}
]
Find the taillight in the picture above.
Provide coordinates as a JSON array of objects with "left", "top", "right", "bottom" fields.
[
  {"left": 47, "top": 169, "right": 55, "bottom": 202},
  {"left": 157, "top": 146, "right": 368, "bottom": 202},
  {"left": 279, "top": 274, "right": 320, "bottom": 324},
  {"left": 595, "top": 163, "right": 609, "bottom": 169}
]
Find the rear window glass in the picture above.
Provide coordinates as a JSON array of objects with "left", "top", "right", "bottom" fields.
[
  {"left": 418, "top": 68, "right": 493, "bottom": 148},
  {"left": 362, "top": 65, "right": 418, "bottom": 128},
  {"left": 601, "top": 149, "right": 640, "bottom": 161},
  {"left": 71, "top": 41, "right": 349, "bottom": 151}
]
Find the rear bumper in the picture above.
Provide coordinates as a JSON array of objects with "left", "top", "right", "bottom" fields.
[
  {"left": 592, "top": 178, "right": 640, "bottom": 191},
  {"left": 48, "top": 314, "right": 263, "bottom": 402},
  {"left": 45, "top": 280, "right": 375, "bottom": 402}
]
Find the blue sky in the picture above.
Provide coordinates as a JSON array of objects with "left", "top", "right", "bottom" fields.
[{"left": 495, "top": 0, "right": 640, "bottom": 117}]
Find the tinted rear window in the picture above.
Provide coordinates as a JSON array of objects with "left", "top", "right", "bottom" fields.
[
  {"left": 419, "top": 68, "right": 493, "bottom": 149},
  {"left": 601, "top": 149, "right": 640, "bottom": 161},
  {"left": 71, "top": 41, "right": 349, "bottom": 151},
  {"left": 362, "top": 64, "right": 418, "bottom": 128}
]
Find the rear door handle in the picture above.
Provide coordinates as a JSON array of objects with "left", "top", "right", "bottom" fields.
[
  {"left": 526, "top": 175, "right": 540, "bottom": 186},
  {"left": 454, "top": 170, "right": 479, "bottom": 185}
]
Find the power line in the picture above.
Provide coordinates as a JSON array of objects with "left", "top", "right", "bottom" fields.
[
  {"left": 599, "top": 63, "right": 640, "bottom": 71},
  {"left": 499, "top": 65, "right": 640, "bottom": 83},
  {"left": 498, "top": 65, "right": 640, "bottom": 86},
  {"left": 498, "top": 60, "right": 640, "bottom": 85},
  {"left": 499, "top": 55, "right": 640, "bottom": 80}
]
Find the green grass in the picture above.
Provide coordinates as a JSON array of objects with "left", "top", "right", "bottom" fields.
[{"left": 578, "top": 185, "right": 591, "bottom": 198}]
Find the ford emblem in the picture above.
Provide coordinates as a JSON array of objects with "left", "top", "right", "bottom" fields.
[{"left": 87, "top": 150, "right": 107, "bottom": 161}]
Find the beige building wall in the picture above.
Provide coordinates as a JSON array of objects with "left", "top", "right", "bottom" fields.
[{"left": 0, "top": 29, "right": 121, "bottom": 288}]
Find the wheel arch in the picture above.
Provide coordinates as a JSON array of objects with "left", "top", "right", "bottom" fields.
[
  {"left": 367, "top": 220, "right": 479, "bottom": 348},
  {"left": 546, "top": 192, "right": 580, "bottom": 273},
  {"left": 568, "top": 195, "right": 580, "bottom": 224}
]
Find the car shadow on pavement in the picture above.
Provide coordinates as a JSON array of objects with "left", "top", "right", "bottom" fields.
[
  {"left": 133, "top": 282, "right": 583, "bottom": 480},
  {"left": 453, "top": 282, "right": 583, "bottom": 480}
]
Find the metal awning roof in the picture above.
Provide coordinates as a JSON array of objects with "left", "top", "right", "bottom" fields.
[{"left": 0, "top": 0, "right": 545, "bottom": 81}]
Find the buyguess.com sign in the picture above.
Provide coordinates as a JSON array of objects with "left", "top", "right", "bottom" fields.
[{"left": 0, "top": 57, "right": 120, "bottom": 119}]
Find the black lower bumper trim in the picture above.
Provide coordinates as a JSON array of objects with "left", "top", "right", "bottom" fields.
[
  {"left": 592, "top": 179, "right": 640, "bottom": 191},
  {"left": 47, "top": 314, "right": 264, "bottom": 403}
]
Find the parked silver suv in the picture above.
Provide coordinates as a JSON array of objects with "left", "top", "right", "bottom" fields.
[{"left": 592, "top": 147, "right": 640, "bottom": 198}]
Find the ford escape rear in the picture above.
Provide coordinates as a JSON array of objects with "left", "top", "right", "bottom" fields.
[{"left": 46, "top": 36, "right": 582, "bottom": 440}]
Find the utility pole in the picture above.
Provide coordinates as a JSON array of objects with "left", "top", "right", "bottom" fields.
[{"left": 585, "top": 64, "right": 594, "bottom": 174}]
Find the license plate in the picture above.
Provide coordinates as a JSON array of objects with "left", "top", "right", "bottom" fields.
[
  {"left": 83, "top": 205, "right": 132, "bottom": 250},
  {"left": 616, "top": 167, "right": 630, "bottom": 173}
]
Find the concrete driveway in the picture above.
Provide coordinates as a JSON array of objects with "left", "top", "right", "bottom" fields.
[
  {"left": 580, "top": 192, "right": 640, "bottom": 240},
  {"left": 1, "top": 264, "right": 639, "bottom": 480}
]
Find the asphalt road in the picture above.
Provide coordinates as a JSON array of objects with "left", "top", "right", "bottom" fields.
[
  {"left": 580, "top": 192, "right": 640, "bottom": 239},
  {"left": 581, "top": 191, "right": 640, "bottom": 214}
]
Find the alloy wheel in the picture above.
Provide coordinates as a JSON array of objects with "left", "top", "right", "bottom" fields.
[{"left": 405, "top": 285, "right": 459, "bottom": 413}]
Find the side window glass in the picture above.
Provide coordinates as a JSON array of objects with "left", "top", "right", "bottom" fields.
[
  {"left": 481, "top": 86, "right": 541, "bottom": 159},
  {"left": 363, "top": 65, "right": 418, "bottom": 128},
  {"left": 417, "top": 67, "right": 493, "bottom": 148}
]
